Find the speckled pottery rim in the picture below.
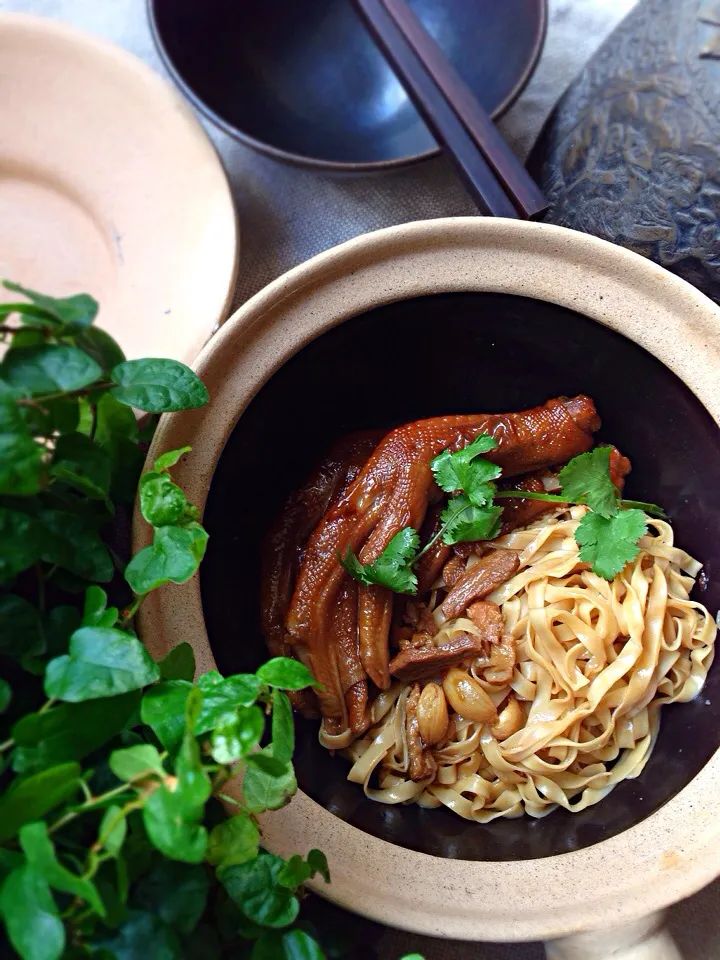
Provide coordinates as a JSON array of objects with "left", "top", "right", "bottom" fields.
[{"left": 135, "top": 218, "right": 720, "bottom": 942}]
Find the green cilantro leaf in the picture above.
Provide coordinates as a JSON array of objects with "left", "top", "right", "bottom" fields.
[
  {"left": 430, "top": 433, "right": 500, "bottom": 505},
  {"left": 440, "top": 495, "right": 503, "bottom": 545},
  {"left": 558, "top": 446, "right": 619, "bottom": 518},
  {"left": 339, "top": 527, "right": 419, "bottom": 595},
  {"left": 575, "top": 508, "right": 648, "bottom": 580}
]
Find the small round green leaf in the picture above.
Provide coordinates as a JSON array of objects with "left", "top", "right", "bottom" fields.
[
  {"left": 125, "top": 524, "right": 208, "bottom": 595},
  {"left": 3, "top": 282, "right": 98, "bottom": 329},
  {"left": 252, "top": 930, "right": 326, "bottom": 960},
  {"left": 93, "top": 909, "right": 183, "bottom": 960},
  {"left": 109, "top": 744, "right": 165, "bottom": 782},
  {"left": 82, "top": 585, "right": 108, "bottom": 626},
  {"left": 0, "top": 432, "right": 45, "bottom": 496},
  {"left": 210, "top": 706, "right": 264, "bottom": 764},
  {"left": 0, "top": 763, "right": 81, "bottom": 843},
  {"left": 73, "top": 325, "right": 125, "bottom": 370},
  {"left": 11, "top": 691, "right": 140, "bottom": 774},
  {"left": 0, "top": 864, "right": 65, "bottom": 960},
  {"left": 159, "top": 643, "right": 196, "bottom": 681},
  {"left": 98, "top": 805, "right": 127, "bottom": 857},
  {"left": 140, "top": 472, "right": 190, "bottom": 526},
  {"left": 220, "top": 852, "right": 299, "bottom": 929},
  {"left": 141, "top": 680, "right": 193, "bottom": 750},
  {"left": 242, "top": 748, "right": 297, "bottom": 813},
  {"left": 0, "top": 507, "right": 42, "bottom": 582},
  {"left": 51, "top": 432, "right": 111, "bottom": 501},
  {"left": 111, "top": 359, "right": 209, "bottom": 413},
  {"left": 154, "top": 446, "right": 191, "bottom": 473},
  {"left": 271, "top": 690, "right": 294, "bottom": 765},
  {"left": 44, "top": 627, "right": 160, "bottom": 702},
  {"left": 207, "top": 814, "right": 260, "bottom": 870},
  {"left": 195, "top": 671, "right": 263, "bottom": 733},
  {"left": 1, "top": 344, "right": 102, "bottom": 395},
  {"left": 19, "top": 821, "right": 105, "bottom": 916},
  {"left": 37, "top": 508, "right": 114, "bottom": 583},
  {"left": 256, "top": 657, "right": 318, "bottom": 691},
  {"left": 143, "top": 782, "right": 209, "bottom": 864}
]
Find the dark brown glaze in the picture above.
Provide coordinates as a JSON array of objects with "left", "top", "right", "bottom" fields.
[
  {"left": 358, "top": 584, "right": 393, "bottom": 690},
  {"left": 442, "top": 555, "right": 466, "bottom": 589},
  {"left": 332, "top": 579, "right": 371, "bottom": 735},
  {"left": 286, "top": 397, "right": 599, "bottom": 729},
  {"left": 609, "top": 447, "right": 631, "bottom": 489},
  {"left": 389, "top": 633, "right": 484, "bottom": 682},
  {"left": 440, "top": 551, "right": 520, "bottom": 621},
  {"left": 260, "top": 431, "right": 382, "bottom": 716}
]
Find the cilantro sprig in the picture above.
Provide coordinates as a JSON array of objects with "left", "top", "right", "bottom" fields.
[
  {"left": 340, "top": 528, "right": 420, "bottom": 595},
  {"left": 340, "top": 433, "right": 667, "bottom": 593}
]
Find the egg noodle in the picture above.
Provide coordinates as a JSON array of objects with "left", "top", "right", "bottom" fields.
[{"left": 341, "top": 506, "right": 717, "bottom": 820}]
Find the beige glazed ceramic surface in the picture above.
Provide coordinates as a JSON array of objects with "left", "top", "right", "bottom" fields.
[
  {"left": 0, "top": 14, "right": 238, "bottom": 363},
  {"left": 136, "top": 218, "right": 720, "bottom": 943}
]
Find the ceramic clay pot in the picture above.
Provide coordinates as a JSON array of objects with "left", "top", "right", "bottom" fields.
[{"left": 135, "top": 219, "right": 720, "bottom": 958}]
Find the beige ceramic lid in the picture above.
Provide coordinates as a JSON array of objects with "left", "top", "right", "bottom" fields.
[
  {"left": 0, "top": 14, "right": 238, "bottom": 363},
  {"left": 136, "top": 218, "right": 720, "bottom": 941}
]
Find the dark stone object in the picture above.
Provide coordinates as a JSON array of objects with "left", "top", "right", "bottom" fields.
[
  {"left": 529, "top": 0, "right": 720, "bottom": 304},
  {"left": 148, "top": 0, "right": 545, "bottom": 170},
  {"left": 200, "top": 292, "right": 720, "bottom": 862}
]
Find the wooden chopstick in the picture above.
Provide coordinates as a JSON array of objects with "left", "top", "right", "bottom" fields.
[{"left": 355, "top": 0, "right": 546, "bottom": 219}]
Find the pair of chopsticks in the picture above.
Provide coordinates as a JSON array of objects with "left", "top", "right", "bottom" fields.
[{"left": 355, "top": 0, "right": 546, "bottom": 219}]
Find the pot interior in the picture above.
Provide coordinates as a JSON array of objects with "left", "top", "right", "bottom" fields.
[{"left": 201, "top": 292, "right": 720, "bottom": 861}]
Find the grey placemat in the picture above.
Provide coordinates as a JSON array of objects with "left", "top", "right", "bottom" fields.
[{"left": 2, "top": 0, "right": 717, "bottom": 956}]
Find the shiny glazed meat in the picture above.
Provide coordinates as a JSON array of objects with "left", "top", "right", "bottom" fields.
[
  {"left": 284, "top": 396, "right": 600, "bottom": 735},
  {"left": 260, "top": 431, "right": 382, "bottom": 716}
]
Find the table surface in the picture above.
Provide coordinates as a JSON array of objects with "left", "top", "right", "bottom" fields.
[{"left": 1, "top": 0, "right": 717, "bottom": 956}]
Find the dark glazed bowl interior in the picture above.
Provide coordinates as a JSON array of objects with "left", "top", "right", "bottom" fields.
[
  {"left": 202, "top": 292, "right": 720, "bottom": 861},
  {"left": 148, "top": 0, "right": 546, "bottom": 169}
]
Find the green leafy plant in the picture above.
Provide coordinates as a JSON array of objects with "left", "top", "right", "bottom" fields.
[
  {"left": 342, "top": 435, "right": 667, "bottom": 593},
  {"left": 0, "top": 284, "right": 333, "bottom": 959}
]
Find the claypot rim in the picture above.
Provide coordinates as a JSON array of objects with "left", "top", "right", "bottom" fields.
[{"left": 136, "top": 217, "right": 720, "bottom": 941}]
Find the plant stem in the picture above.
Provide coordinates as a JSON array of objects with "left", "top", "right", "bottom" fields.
[
  {"left": 412, "top": 500, "right": 473, "bottom": 565},
  {"left": 494, "top": 489, "right": 666, "bottom": 519},
  {"left": 119, "top": 594, "right": 143, "bottom": 629},
  {"left": 218, "top": 792, "right": 244, "bottom": 809},
  {"left": 617, "top": 498, "right": 668, "bottom": 518},
  {"left": 16, "top": 381, "right": 114, "bottom": 407},
  {"left": 0, "top": 738, "right": 15, "bottom": 753},
  {"left": 48, "top": 782, "right": 135, "bottom": 835}
]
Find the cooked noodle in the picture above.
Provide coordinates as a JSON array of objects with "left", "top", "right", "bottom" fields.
[{"left": 341, "top": 506, "right": 717, "bottom": 820}]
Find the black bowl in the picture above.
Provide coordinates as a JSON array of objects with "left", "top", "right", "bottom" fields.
[
  {"left": 148, "top": 0, "right": 547, "bottom": 170},
  {"left": 201, "top": 291, "right": 720, "bottom": 862}
]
